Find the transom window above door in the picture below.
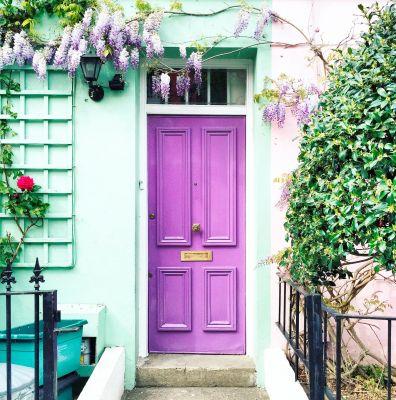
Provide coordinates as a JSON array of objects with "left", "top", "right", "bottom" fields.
[{"left": 147, "top": 69, "right": 247, "bottom": 105}]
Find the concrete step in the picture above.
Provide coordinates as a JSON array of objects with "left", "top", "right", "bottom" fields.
[
  {"left": 136, "top": 354, "right": 256, "bottom": 388},
  {"left": 124, "top": 387, "right": 269, "bottom": 400}
]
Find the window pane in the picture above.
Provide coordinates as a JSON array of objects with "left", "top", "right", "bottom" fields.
[
  {"left": 229, "top": 70, "right": 246, "bottom": 105},
  {"left": 210, "top": 69, "right": 227, "bottom": 105},
  {"left": 147, "top": 68, "right": 246, "bottom": 105},
  {"left": 188, "top": 70, "right": 208, "bottom": 105}
]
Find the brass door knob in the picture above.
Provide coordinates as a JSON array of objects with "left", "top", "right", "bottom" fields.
[{"left": 192, "top": 223, "right": 201, "bottom": 232}]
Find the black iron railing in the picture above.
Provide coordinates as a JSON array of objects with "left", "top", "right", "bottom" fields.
[
  {"left": 277, "top": 277, "right": 395, "bottom": 400},
  {"left": 0, "top": 259, "right": 59, "bottom": 400}
]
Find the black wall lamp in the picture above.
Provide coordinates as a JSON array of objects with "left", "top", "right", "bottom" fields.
[{"left": 80, "top": 55, "right": 104, "bottom": 102}]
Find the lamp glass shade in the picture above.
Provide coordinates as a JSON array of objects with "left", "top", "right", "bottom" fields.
[{"left": 80, "top": 55, "right": 102, "bottom": 82}]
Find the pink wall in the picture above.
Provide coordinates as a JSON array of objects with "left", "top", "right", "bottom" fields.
[{"left": 268, "top": 0, "right": 394, "bottom": 364}]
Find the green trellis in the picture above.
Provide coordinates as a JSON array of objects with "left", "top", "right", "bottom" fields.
[{"left": 0, "top": 68, "right": 75, "bottom": 268}]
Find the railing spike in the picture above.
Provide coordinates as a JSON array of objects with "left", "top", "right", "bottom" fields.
[
  {"left": 30, "top": 257, "right": 45, "bottom": 290},
  {"left": 1, "top": 262, "right": 16, "bottom": 291}
]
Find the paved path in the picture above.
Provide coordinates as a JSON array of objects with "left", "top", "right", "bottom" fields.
[{"left": 123, "top": 387, "right": 269, "bottom": 399}]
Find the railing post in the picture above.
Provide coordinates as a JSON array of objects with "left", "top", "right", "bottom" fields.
[
  {"left": 43, "top": 291, "right": 58, "bottom": 400},
  {"left": 306, "top": 293, "right": 324, "bottom": 400}
]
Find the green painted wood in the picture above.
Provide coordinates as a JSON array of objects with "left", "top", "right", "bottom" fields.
[{"left": 0, "top": 69, "right": 74, "bottom": 268}]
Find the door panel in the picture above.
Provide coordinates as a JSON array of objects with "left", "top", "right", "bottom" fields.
[
  {"left": 156, "top": 128, "right": 191, "bottom": 246},
  {"left": 157, "top": 267, "right": 192, "bottom": 331},
  {"left": 202, "top": 127, "right": 237, "bottom": 246},
  {"left": 148, "top": 115, "right": 245, "bottom": 354},
  {"left": 203, "top": 267, "right": 236, "bottom": 331}
]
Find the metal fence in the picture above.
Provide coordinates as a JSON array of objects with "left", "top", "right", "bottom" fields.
[
  {"left": 0, "top": 259, "right": 58, "bottom": 400},
  {"left": 277, "top": 277, "right": 395, "bottom": 400}
]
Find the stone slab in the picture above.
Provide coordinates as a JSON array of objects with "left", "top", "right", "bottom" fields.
[
  {"left": 136, "top": 355, "right": 256, "bottom": 388},
  {"left": 123, "top": 387, "right": 269, "bottom": 400}
]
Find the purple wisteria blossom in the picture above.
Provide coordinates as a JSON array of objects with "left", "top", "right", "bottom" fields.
[
  {"left": 292, "top": 99, "right": 311, "bottom": 126},
  {"left": 262, "top": 102, "right": 286, "bottom": 128},
  {"left": 125, "top": 21, "right": 141, "bottom": 46},
  {"left": 253, "top": 7, "right": 272, "bottom": 40},
  {"left": 32, "top": 51, "right": 47, "bottom": 79},
  {"left": 67, "top": 49, "right": 83, "bottom": 76},
  {"left": 71, "top": 23, "right": 84, "bottom": 49},
  {"left": 176, "top": 74, "right": 190, "bottom": 96},
  {"left": 307, "top": 83, "right": 322, "bottom": 96},
  {"left": 108, "top": 11, "right": 126, "bottom": 53},
  {"left": 234, "top": 9, "right": 250, "bottom": 37},
  {"left": 54, "top": 27, "right": 72, "bottom": 67},
  {"left": 116, "top": 48, "right": 129, "bottom": 72},
  {"left": 13, "top": 31, "right": 34, "bottom": 65},
  {"left": 130, "top": 48, "right": 139, "bottom": 69},
  {"left": 152, "top": 75, "right": 161, "bottom": 95},
  {"left": 82, "top": 8, "right": 93, "bottom": 30},
  {"left": 276, "top": 179, "right": 291, "bottom": 210},
  {"left": 160, "top": 73, "right": 170, "bottom": 101},
  {"left": 91, "top": 9, "right": 111, "bottom": 45},
  {"left": 186, "top": 51, "right": 202, "bottom": 85},
  {"left": 0, "top": 42, "right": 15, "bottom": 70},
  {"left": 95, "top": 39, "right": 106, "bottom": 61},
  {"left": 143, "top": 10, "right": 164, "bottom": 58}
]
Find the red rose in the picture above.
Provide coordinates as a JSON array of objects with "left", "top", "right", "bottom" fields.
[{"left": 17, "top": 176, "right": 35, "bottom": 192}]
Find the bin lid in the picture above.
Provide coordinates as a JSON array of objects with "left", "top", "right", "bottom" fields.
[
  {"left": 0, "top": 319, "right": 87, "bottom": 340},
  {"left": 0, "top": 364, "right": 34, "bottom": 395}
]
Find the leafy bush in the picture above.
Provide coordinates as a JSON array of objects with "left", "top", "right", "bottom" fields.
[{"left": 284, "top": 2, "right": 396, "bottom": 285}]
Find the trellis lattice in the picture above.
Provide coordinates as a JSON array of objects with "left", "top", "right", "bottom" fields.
[{"left": 0, "top": 68, "right": 74, "bottom": 268}]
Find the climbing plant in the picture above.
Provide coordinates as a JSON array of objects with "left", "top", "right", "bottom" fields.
[
  {"left": 0, "top": 0, "right": 333, "bottom": 108},
  {"left": 283, "top": 1, "right": 396, "bottom": 286}
]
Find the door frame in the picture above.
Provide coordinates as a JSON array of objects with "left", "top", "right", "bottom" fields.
[{"left": 137, "top": 58, "right": 255, "bottom": 357}]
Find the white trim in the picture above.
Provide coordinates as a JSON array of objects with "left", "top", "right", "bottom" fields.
[
  {"left": 77, "top": 347, "right": 125, "bottom": 400},
  {"left": 146, "top": 104, "right": 246, "bottom": 115},
  {"left": 137, "top": 58, "right": 255, "bottom": 358}
]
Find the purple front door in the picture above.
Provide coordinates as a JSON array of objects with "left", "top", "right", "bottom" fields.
[{"left": 148, "top": 115, "right": 246, "bottom": 354}]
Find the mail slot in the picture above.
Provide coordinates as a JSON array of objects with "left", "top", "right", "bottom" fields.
[{"left": 181, "top": 251, "right": 212, "bottom": 262}]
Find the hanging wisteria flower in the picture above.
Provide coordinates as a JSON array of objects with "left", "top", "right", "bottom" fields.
[
  {"left": 152, "top": 75, "right": 161, "bottom": 95},
  {"left": 253, "top": 6, "right": 272, "bottom": 40},
  {"left": 186, "top": 51, "right": 202, "bottom": 85},
  {"left": 82, "top": 8, "right": 93, "bottom": 30},
  {"left": 179, "top": 44, "right": 187, "bottom": 59},
  {"left": 160, "top": 73, "right": 170, "bottom": 101},
  {"left": 292, "top": 99, "right": 311, "bottom": 126},
  {"left": 144, "top": 10, "right": 164, "bottom": 32},
  {"left": 116, "top": 48, "right": 129, "bottom": 72},
  {"left": 91, "top": 9, "right": 111, "bottom": 47},
  {"left": 145, "top": 32, "right": 164, "bottom": 58},
  {"left": 143, "top": 10, "right": 164, "bottom": 58},
  {"left": 176, "top": 74, "right": 190, "bottom": 96},
  {"left": 262, "top": 102, "right": 286, "bottom": 128},
  {"left": 276, "top": 178, "right": 291, "bottom": 210},
  {"left": 54, "top": 27, "right": 72, "bottom": 67},
  {"left": 234, "top": 9, "right": 250, "bottom": 37},
  {"left": 307, "top": 83, "right": 322, "bottom": 96},
  {"left": 95, "top": 39, "right": 106, "bottom": 61},
  {"left": 0, "top": 42, "right": 15, "bottom": 69},
  {"left": 125, "top": 21, "right": 141, "bottom": 46},
  {"left": 67, "top": 49, "right": 83, "bottom": 76},
  {"left": 71, "top": 23, "right": 84, "bottom": 50},
  {"left": 108, "top": 11, "right": 126, "bottom": 53},
  {"left": 130, "top": 48, "right": 139, "bottom": 69},
  {"left": 13, "top": 31, "right": 34, "bottom": 66},
  {"left": 32, "top": 50, "right": 47, "bottom": 79}
]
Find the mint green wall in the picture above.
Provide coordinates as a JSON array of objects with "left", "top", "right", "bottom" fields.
[
  {"left": 253, "top": 45, "right": 272, "bottom": 387},
  {"left": 1, "top": 0, "right": 272, "bottom": 390}
]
